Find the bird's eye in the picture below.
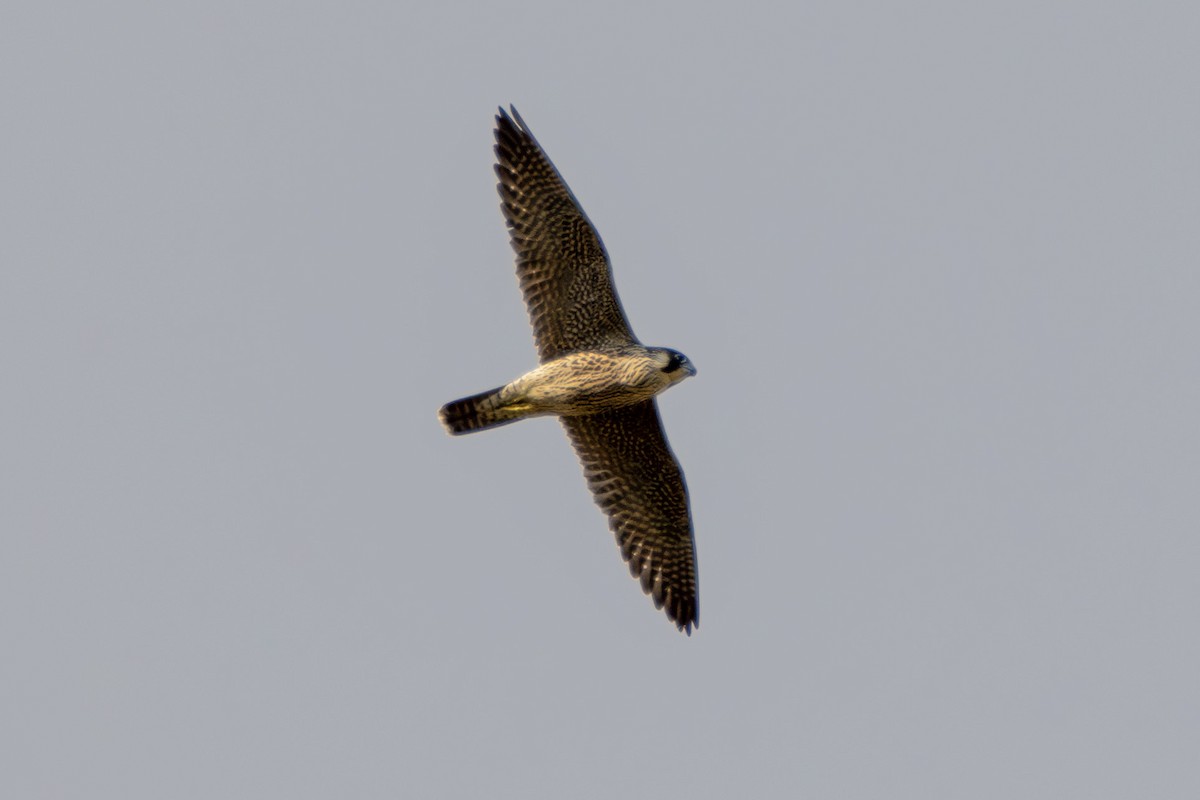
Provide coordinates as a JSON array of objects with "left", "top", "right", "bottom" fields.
[{"left": 664, "top": 352, "right": 683, "bottom": 373}]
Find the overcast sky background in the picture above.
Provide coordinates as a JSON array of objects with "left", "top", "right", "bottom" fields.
[{"left": 3, "top": 2, "right": 1199, "bottom": 797}]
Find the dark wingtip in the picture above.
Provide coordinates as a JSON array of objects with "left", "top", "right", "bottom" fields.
[
  {"left": 495, "top": 106, "right": 515, "bottom": 140},
  {"left": 496, "top": 104, "right": 522, "bottom": 128},
  {"left": 676, "top": 605, "right": 698, "bottom": 636},
  {"left": 664, "top": 591, "right": 698, "bottom": 636},
  {"left": 494, "top": 104, "right": 536, "bottom": 147},
  {"left": 494, "top": 106, "right": 523, "bottom": 155}
]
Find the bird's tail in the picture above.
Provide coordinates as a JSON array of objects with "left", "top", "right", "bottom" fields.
[{"left": 438, "top": 386, "right": 526, "bottom": 435}]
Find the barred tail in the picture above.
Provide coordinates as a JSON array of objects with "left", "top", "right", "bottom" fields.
[{"left": 438, "top": 386, "right": 524, "bottom": 435}]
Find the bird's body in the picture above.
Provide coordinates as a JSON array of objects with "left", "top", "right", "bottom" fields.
[
  {"left": 439, "top": 107, "right": 700, "bottom": 633},
  {"left": 440, "top": 345, "right": 692, "bottom": 432}
]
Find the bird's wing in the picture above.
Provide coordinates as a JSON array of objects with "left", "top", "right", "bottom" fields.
[
  {"left": 560, "top": 400, "right": 699, "bottom": 633},
  {"left": 494, "top": 106, "right": 638, "bottom": 361}
]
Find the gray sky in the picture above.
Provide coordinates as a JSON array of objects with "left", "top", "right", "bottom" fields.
[{"left": 3, "top": 1, "right": 1199, "bottom": 797}]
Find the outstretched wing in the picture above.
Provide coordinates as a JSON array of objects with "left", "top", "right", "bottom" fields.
[
  {"left": 560, "top": 400, "right": 699, "bottom": 634},
  {"left": 494, "top": 106, "right": 638, "bottom": 361}
]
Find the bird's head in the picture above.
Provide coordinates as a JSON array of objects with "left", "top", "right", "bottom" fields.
[{"left": 654, "top": 348, "right": 697, "bottom": 383}]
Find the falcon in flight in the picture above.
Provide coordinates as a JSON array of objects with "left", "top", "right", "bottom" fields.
[{"left": 439, "top": 106, "right": 700, "bottom": 634}]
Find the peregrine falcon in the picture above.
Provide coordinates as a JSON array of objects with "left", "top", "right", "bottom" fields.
[{"left": 439, "top": 106, "right": 700, "bottom": 634}]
